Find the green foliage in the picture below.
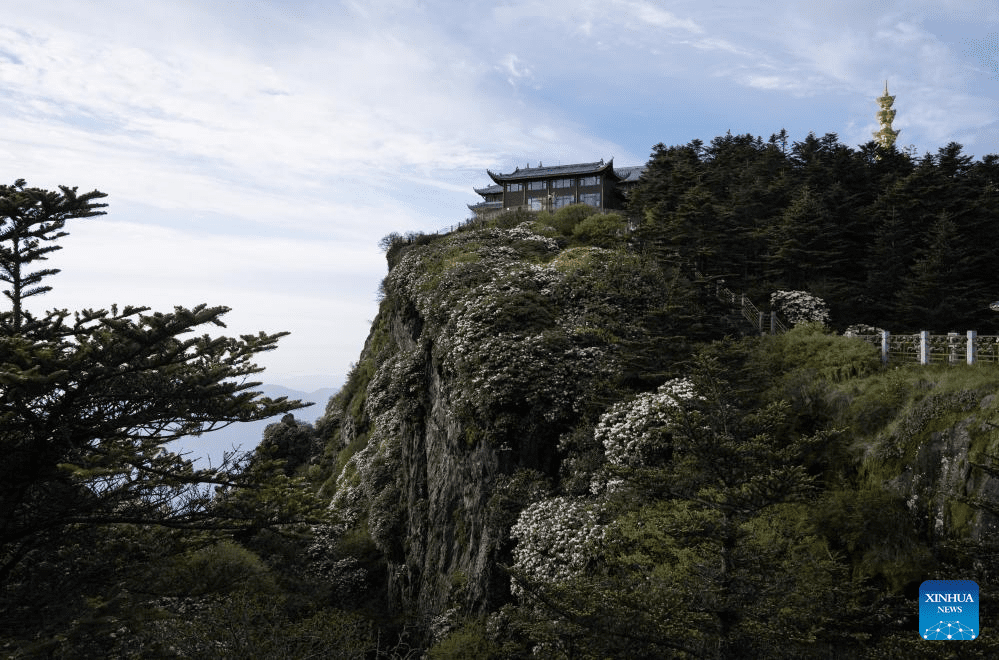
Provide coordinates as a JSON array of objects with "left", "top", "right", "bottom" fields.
[
  {"left": 756, "top": 322, "right": 882, "bottom": 383},
  {"left": 0, "top": 181, "right": 324, "bottom": 656},
  {"left": 486, "top": 469, "right": 550, "bottom": 534},
  {"left": 834, "top": 366, "right": 917, "bottom": 439},
  {"left": 160, "top": 593, "right": 376, "bottom": 659},
  {"left": 490, "top": 207, "right": 539, "bottom": 229},
  {"left": 0, "top": 179, "right": 108, "bottom": 331},
  {"left": 808, "top": 490, "right": 933, "bottom": 591},
  {"left": 547, "top": 202, "right": 599, "bottom": 235},
  {"left": 570, "top": 212, "right": 627, "bottom": 247},
  {"left": 151, "top": 540, "right": 278, "bottom": 597},
  {"left": 427, "top": 617, "right": 502, "bottom": 659},
  {"left": 258, "top": 414, "right": 320, "bottom": 475},
  {"left": 628, "top": 132, "right": 997, "bottom": 330}
]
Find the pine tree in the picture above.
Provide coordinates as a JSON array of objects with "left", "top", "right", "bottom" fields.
[
  {"left": 0, "top": 180, "right": 314, "bottom": 593},
  {"left": 862, "top": 204, "right": 914, "bottom": 327},
  {"left": 895, "top": 211, "right": 974, "bottom": 329},
  {"left": 762, "top": 186, "right": 845, "bottom": 291},
  {"left": 0, "top": 180, "right": 108, "bottom": 332}
]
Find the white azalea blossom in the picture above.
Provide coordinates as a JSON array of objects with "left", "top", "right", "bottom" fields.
[
  {"left": 595, "top": 378, "right": 698, "bottom": 467},
  {"left": 509, "top": 496, "right": 604, "bottom": 595},
  {"left": 770, "top": 290, "right": 831, "bottom": 325}
]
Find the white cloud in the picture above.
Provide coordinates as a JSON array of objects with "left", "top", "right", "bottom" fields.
[
  {"left": 498, "top": 54, "right": 536, "bottom": 87},
  {"left": 2, "top": 0, "right": 998, "bottom": 383},
  {"left": 39, "top": 217, "right": 387, "bottom": 381},
  {"left": 612, "top": 0, "right": 703, "bottom": 33}
]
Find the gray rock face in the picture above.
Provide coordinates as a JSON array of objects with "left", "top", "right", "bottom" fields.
[
  {"left": 319, "top": 224, "right": 653, "bottom": 618},
  {"left": 389, "top": 313, "right": 505, "bottom": 615},
  {"left": 328, "top": 302, "right": 547, "bottom": 619},
  {"left": 887, "top": 394, "right": 999, "bottom": 544}
]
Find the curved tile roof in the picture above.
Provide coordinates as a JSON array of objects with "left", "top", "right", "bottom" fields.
[
  {"left": 467, "top": 200, "right": 503, "bottom": 211},
  {"left": 614, "top": 164, "right": 647, "bottom": 183},
  {"left": 487, "top": 158, "right": 617, "bottom": 184}
]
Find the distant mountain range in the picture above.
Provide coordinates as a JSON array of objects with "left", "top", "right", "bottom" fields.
[{"left": 169, "top": 384, "right": 339, "bottom": 468}]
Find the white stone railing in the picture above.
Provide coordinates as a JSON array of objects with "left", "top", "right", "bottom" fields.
[{"left": 848, "top": 331, "right": 999, "bottom": 365}]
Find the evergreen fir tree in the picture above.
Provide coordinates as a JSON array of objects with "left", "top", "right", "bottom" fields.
[
  {"left": 896, "top": 211, "right": 975, "bottom": 329},
  {"left": 0, "top": 180, "right": 314, "bottom": 622},
  {"left": 762, "top": 186, "right": 844, "bottom": 291},
  {"left": 0, "top": 180, "right": 108, "bottom": 333},
  {"left": 862, "top": 204, "right": 914, "bottom": 327}
]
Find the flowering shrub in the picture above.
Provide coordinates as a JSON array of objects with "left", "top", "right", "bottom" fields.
[
  {"left": 365, "top": 346, "right": 425, "bottom": 417},
  {"left": 382, "top": 224, "right": 631, "bottom": 437},
  {"left": 770, "top": 290, "right": 831, "bottom": 326},
  {"left": 509, "top": 496, "right": 604, "bottom": 595},
  {"left": 384, "top": 223, "right": 559, "bottom": 317},
  {"left": 329, "top": 410, "right": 404, "bottom": 527},
  {"left": 325, "top": 220, "right": 678, "bottom": 598},
  {"left": 433, "top": 262, "right": 614, "bottom": 432},
  {"left": 843, "top": 324, "right": 886, "bottom": 337},
  {"left": 446, "top": 332, "right": 610, "bottom": 426},
  {"left": 595, "top": 378, "right": 698, "bottom": 468}
]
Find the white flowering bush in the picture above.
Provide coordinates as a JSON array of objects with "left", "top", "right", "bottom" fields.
[
  {"left": 447, "top": 332, "right": 609, "bottom": 426},
  {"left": 434, "top": 262, "right": 610, "bottom": 431},
  {"left": 387, "top": 227, "right": 625, "bottom": 436},
  {"left": 770, "top": 290, "right": 831, "bottom": 326},
  {"left": 328, "top": 410, "right": 404, "bottom": 527},
  {"left": 364, "top": 346, "right": 425, "bottom": 417},
  {"left": 595, "top": 378, "right": 698, "bottom": 468},
  {"left": 509, "top": 496, "right": 604, "bottom": 596},
  {"left": 383, "top": 223, "right": 559, "bottom": 326},
  {"left": 843, "top": 323, "right": 885, "bottom": 337}
]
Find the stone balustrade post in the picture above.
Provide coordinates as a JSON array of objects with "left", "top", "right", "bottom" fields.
[{"left": 948, "top": 332, "right": 960, "bottom": 365}]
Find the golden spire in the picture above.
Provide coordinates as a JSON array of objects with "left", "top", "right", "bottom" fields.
[{"left": 873, "top": 80, "right": 900, "bottom": 151}]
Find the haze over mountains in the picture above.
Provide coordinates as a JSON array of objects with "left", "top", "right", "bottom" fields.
[{"left": 171, "top": 383, "right": 340, "bottom": 467}]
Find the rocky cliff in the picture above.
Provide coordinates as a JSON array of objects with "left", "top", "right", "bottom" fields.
[
  {"left": 313, "top": 218, "right": 724, "bottom": 619},
  {"left": 311, "top": 216, "right": 999, "bottom": 648}
]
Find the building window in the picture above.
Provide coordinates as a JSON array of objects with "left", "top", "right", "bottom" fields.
[
  {"left": 553, "top": 178, "right": 574, "bottom": 189},
  {"left": 580, "top": 192, "right": 601, "bottom": 208},
  {"left": 528, "top": 180, "right": 547, "bottom": 191},
  {"left": 528, "top": 198, "right": 544, "bottom": 211},
  {"left": 506, "top": 183, "right": 523, "bottom": 192},
  {"left": 553, "top": 194, "right": 574, "bottom": 209},
  {"left": 579, "top": 176, "right": 600, "bottom": 187}
]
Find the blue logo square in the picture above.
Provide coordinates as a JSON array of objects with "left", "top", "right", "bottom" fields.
[{"left": 920, "top": 580, "right": 979, "bottom": 641}]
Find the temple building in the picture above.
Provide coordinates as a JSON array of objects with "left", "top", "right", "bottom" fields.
[{"left": 469, "top": 159, "right": 645, "bottom": 218}]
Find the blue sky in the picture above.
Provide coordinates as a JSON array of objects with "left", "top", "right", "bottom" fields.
[{"left": 1, "top": 0, "right": 996, "bottom": 391}]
